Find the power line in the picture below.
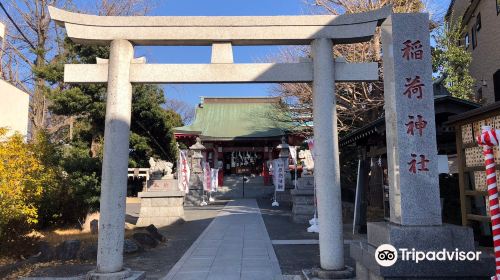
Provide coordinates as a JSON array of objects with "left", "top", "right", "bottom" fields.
[{"left": 0, "top": 2, "right": 36, "bottom": 50}]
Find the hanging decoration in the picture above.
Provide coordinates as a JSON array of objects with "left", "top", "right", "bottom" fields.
[{"left": 229, "top": 151, "right": 259, "bottom": 167}]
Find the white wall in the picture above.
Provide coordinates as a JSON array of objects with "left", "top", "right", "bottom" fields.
[{"left": 0, "top": 80, "right": 29, "bottom": 137}]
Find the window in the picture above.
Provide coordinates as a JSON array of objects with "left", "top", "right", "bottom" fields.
[
  {"left": 465, "top": 33, "right": 470, "bottom": 49},
  {"left": 494, "top": 70, "right": 500, "bottom": 102},
  {"left": 471, "top": 27, "right": 477, "bottom": 49},
  {"left": 476, "top": 13, "right": 481, "bottom": 31}
]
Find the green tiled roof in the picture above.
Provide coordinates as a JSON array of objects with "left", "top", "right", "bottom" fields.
[{"left": 174, "top": 98, "right": 291, "bottom": 140}]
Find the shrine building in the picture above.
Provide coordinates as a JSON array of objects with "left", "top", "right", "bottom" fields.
[{"left": 174, "top": 97, "right": 299, "bottom": 177}]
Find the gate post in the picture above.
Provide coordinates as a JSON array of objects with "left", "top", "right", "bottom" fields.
[
  {"left": 92, "top": 39, "right": 135, "bottom": 278},
  {"left": 311, "top": 38, "right": 352, "bottom": 277}
]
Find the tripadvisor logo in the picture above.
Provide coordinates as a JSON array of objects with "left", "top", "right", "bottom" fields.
[
  {"left": 374, "top": 244, "right": 482, "bottom": 267},
  {"left": 375, "top": 244, "right": 398, "bottom": 267}
]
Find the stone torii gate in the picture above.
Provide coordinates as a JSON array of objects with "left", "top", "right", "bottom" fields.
[{"left": 48, "top": 6, "right": 447, "bottom": 280}]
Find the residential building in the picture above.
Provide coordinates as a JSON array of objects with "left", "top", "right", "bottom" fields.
[{"left": 446, "top": 0, "right": 500, "bottom": 104}]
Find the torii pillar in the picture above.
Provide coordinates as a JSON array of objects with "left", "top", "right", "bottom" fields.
[
  {"left": 94, "top": 39, "right": 136, "bottom": 278},
  {"left": 311, "top": 38, "right": 349, "bottom": 273}
]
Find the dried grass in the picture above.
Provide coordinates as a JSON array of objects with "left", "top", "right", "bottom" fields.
[
  {"left": 2, "top": 260, "right": 88, "bottom": 280},
  {"left": 0, "top": 257, "right": 17, "bottom": 267},
  {"left": 32, "top": 228, "right": 135, "bottom": 247},
  {"left": 44, "top": 229, "right": 98, "bottom": 246}
]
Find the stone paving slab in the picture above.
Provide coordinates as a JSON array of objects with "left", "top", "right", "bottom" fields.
[{"left": 162, "top": 199, "right": 283, "bottom": 280}]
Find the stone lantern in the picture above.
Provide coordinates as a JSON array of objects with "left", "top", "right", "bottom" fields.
[
  {"left": 276, "top": 136, "right": 291, "bottom": 185},
  {"left": 189, "top": 137, "right": 205, "bottom": 174},
  {"left": 277, "top": 136, "right": 290, "bottom": 160}
]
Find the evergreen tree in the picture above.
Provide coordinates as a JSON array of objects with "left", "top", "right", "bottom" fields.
[
  {"left": 432, "top": 18, "right": 475, "bottom": 100},
  {"left": 43, "top": 38, "right": 182, "bottom": 164}
]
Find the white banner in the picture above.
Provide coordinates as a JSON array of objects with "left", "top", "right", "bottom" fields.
[
  {"left": 203, "top": 162, "right": 211, "bottom": 191},
  {"left": 289, "top": 146, "right": 297, "bottom": 166},
  {"left": 273, "top": 159, "right": 285, "bottom": 192},
  {"left": 289, "top": 146, "right": 298, "bottom": 188},
  {"left": 178, "top": 150, "right": 191, "bottom": 193},
  {"left": 306, "top": 139, "right": 315, "bottom": 160},
  {"left": 272, "top": 159, "right": 277, "bottom": 187},
  {"left": 211, "top": 168, "right": 219, "bottom": 192}
]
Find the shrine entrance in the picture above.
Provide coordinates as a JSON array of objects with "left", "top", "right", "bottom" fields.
[{"left": 49, "top": 6, "right": 441, "bottom": 279}]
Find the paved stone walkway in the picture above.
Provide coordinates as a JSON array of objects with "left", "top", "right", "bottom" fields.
[{"left": 162, "top": 199, "right": 283, "bottom": 280}]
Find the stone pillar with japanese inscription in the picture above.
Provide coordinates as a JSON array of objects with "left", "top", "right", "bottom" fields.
[
  {"left": 350, "top": 13, "right": 494, "bottom": 279},
  {"left": 381, "top": 13, "right": 441, "bottom": 226}
]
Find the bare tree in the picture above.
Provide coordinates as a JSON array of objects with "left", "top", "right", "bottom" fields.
[
  {"left": 273, "top": 0, "right": 430, "bottom": 134},
  {"left": 94, "top": 0, "right": 156, "bottom": 16},
  {"left": 164, "top": 98, "right": 196, "bottom": 125}
]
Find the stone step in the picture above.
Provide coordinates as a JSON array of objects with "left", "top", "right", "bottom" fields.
[
  {"left": 291, "top": 214, "right": 314, "bottom": 224},
  {"left": 292, "top": 205, "right": 316, "bottom": 215},
  {"left": 292, "top": 195, "right": 315, "bottom": 205}
]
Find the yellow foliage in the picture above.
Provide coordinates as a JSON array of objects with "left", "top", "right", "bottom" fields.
[{"left": 0, "top": 128, "right": 51, "bottom": 235}]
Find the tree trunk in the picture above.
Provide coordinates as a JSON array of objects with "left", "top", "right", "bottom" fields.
[{"left": 90, "top": 135, "right": 101, "bottom": 158}]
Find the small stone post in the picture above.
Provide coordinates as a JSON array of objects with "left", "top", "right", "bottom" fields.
[
  {"left": 311, "top": 38, "right": 350, "bottom": 276},
  {"left": 95, "top": 39, "right": 134, "bottom": 276}
]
